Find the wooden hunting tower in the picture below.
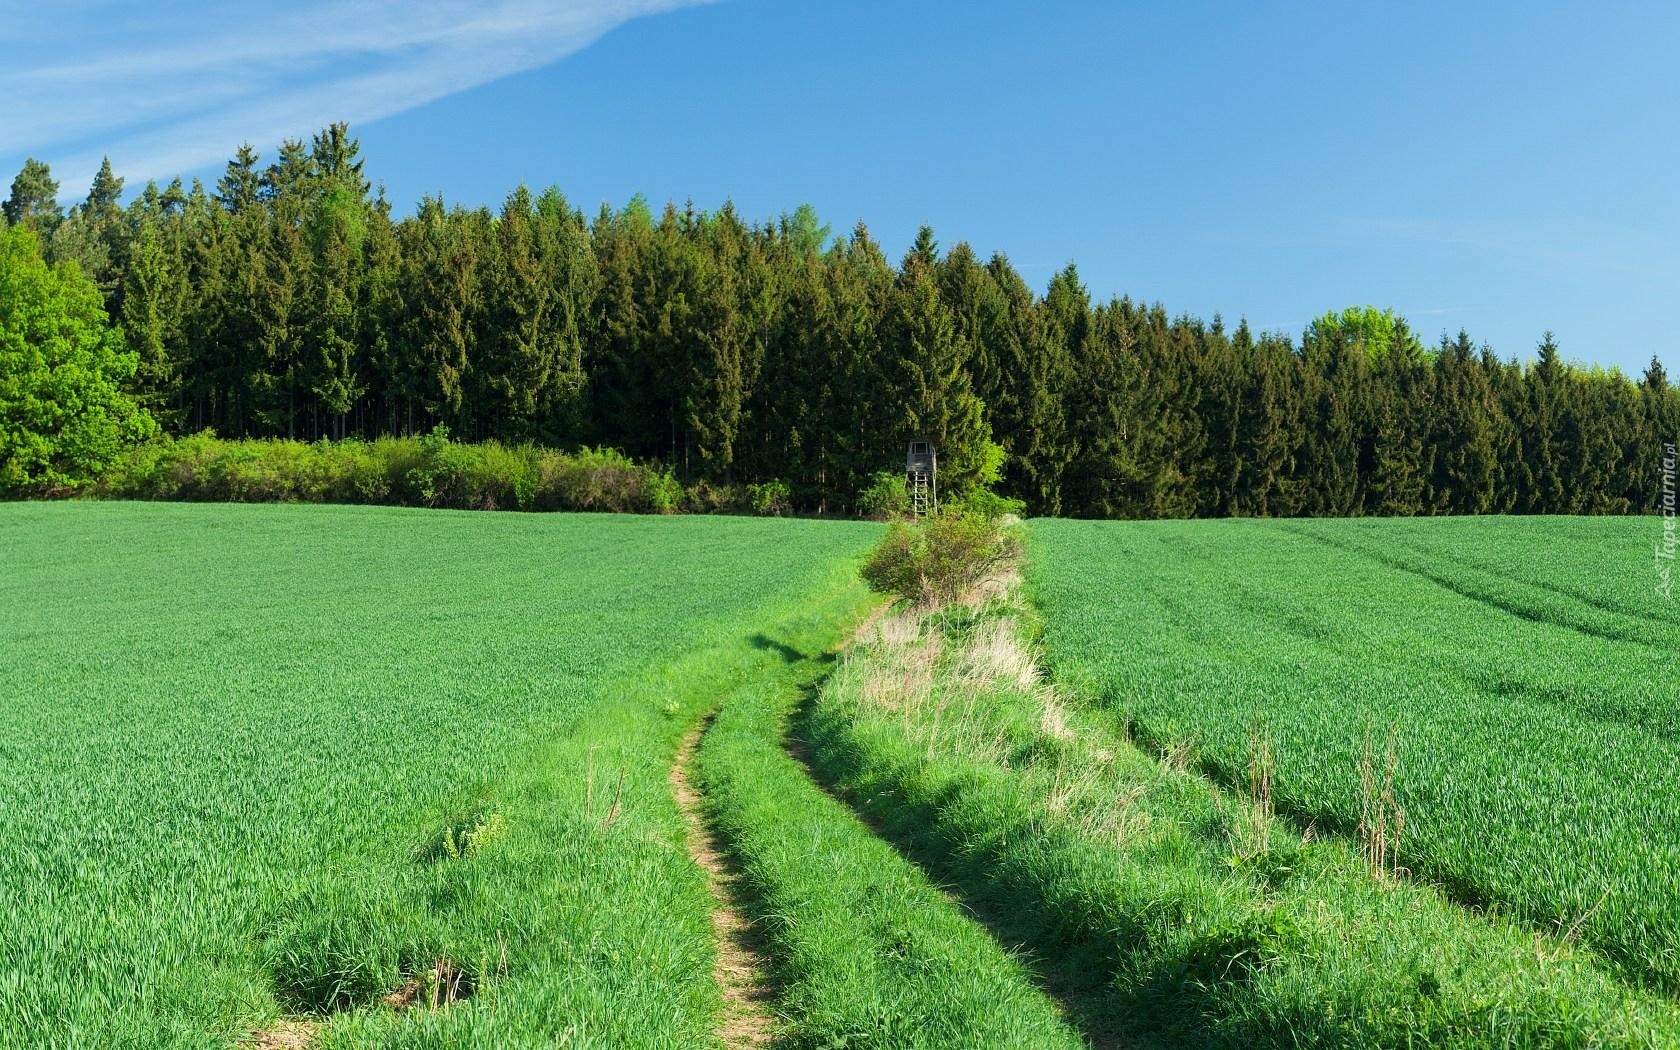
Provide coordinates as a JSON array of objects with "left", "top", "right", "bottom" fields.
[{"left": 906, "top": 440, "right": 937, "bottom": 518}]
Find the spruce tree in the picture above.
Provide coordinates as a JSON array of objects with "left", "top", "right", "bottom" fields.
[
  {"left": 120, "top": 223, "right": 188, "bottom": 423},
  {"left": 881, "top": 228, "right": 997, "bottom": 497},
  {"left": 216, "top": 145, "right": 263, "bottom": 215}
]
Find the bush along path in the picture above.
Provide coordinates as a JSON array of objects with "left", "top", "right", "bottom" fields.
[
  {"left": 800, "top": 519, "right": 1680, "bottom": 1048},
  {"left": 687, "top": 606, "right": 1089, "bottom": 1049}
]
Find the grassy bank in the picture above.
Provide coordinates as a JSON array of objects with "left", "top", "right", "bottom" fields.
[{"left": 800, "top": 587, "right": 1680, "bottom": 1047}]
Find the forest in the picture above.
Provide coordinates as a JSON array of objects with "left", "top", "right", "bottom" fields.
[{"left": 4, "top": 123, "right": 1676, "bottom": 517}]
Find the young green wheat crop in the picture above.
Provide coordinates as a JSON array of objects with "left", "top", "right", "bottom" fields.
[
  {"left": 1029, "top": 516, "right": 1680, "bottom": 994},
  {"left": 0, "top": 502, "right": 878, "bottom": 1048}
]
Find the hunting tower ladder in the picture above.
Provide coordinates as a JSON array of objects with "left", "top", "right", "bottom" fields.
[{"left": 906, "top": 441, "right": 937, "bottom": 519}]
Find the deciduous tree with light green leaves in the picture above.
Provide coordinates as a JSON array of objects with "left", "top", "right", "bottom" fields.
[{"left": 0, "top": 224, "right": 156, "bottom": 493}]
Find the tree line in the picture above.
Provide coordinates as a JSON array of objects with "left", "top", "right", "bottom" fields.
[{"left": 5, "top": 123, "right": 1676, "bottom": 516}]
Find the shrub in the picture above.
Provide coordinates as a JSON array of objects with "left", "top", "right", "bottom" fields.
[
  {"left": 98, "top": 432, "right": 374, "bottom": 503},
  {"left": 644, "top": 469, "right": 684, "bottom": 514},
  {"left": 860, "top": 509, "right": 1024, "bottom": 607},
  {"left": 536, "top": 446, "right": 629, "bottom": 511},
  {"left": 856, "top": 471, "right": 909, "bottom": 520},
  {"left": 465, "top": 441, "right": 538, "bottom": 510},
  {"left": 747, "top": 479, "right": 793, "bottom": 516},
  {"left": 93, "top": 431, "right": 694, "bottom": 515},
  {"left": 533, "top": 446, "right": 681, "bottom": 513},
  {"left": 948, "top": 486, "right": 1026, "bottom": 521},
  {"left": 683, "top": 479, "right": 749, "bottom": 515},
  {"left": 401, "top": 427, "right": 474, "bottom": 507}
]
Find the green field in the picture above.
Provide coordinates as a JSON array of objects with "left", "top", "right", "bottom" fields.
[
  {"left": 7, "top": 504, "right": 1680, "bottom": 1048},
  {"left": 1029, "top": 516, "right": 1680, "bottom": 993},
  {"left": 0, "top": 502, "right": 880, "bottom": 1047}
]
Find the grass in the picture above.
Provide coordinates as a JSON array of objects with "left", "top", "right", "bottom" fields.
[
  {"left": 800, "top": 591, "right": 1680, "bottom": 1047},
  {"left": 0, "top": 501, "right": 878, "bottom": 1048},
  {"left": 10, "top": 503, "right": 1677, "bottom": 1047},
  {"left": 1026, "top": 516, "right": 1680, "bottom": 994},
  {"left": 693, "top": 609, "right": 1087, "bottom": 1049}
]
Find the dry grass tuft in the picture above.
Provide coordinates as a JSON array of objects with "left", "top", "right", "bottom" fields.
[
  {"left": 1038, "top": 695, "right": 1075, "bottom": 742},
  {"left": 1358, "top": 722, "right": 1405, "bottom": 882},
  {"left": 956, "top": 617, "right": 1040, "bottom": 693},
  {"left": 873, "top": 608, "right": 925, "bottom": 650}
]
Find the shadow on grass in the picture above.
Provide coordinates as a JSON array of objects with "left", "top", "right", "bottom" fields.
[
  {"left": 783, "top": 683, "right": 1148, "bottom": 1050},
  {"left": 748, "top": 633, "right": 809, "bottom": 664}
]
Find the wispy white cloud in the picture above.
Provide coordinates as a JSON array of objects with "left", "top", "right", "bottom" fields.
[{"left": 2, "top": 0, "right": 712, "bottom": 192}]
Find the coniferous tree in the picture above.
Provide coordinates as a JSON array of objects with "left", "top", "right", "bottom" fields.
[
  {"left": 1364, "top": 315, "right": 1430, "bottom": 515},
  {"left": 46, "top": 157, "right": 129, "bottom": 304},
  {"left": 880, "top": 228, "right": 998, "bottom": 496},
  {"left": 404, "top": 199, "right": 483, "bottom": 433},
  {"left": 586, "top": 195, "right": 661, "bottom": 457},
  {"left": 1061, "top": 298, "right": 1138, "bottom": 517},
  {"left": 1428, "top": 332, "right": 1500, "bottom": 513},
  {"left": 4, "top": 159, "right": 62, "bottom": 233},
  {"left": 120, "top": 222, "right": 188, "bottom": 422},
  {"left": 216, "top": 145, "right": 263, "bottom": 215},
  {"left": 1300, "top": 318, "right": 1367, "bottom": 515},
  {"left": 1012, "top": 263, "right": 1079, "bottom": 513},
  {"left": 1518, "top": 332, "right": 1567, "bottom": 512},
  {"left": 304, "top": 187, "right": 365, "bottom": 439},
  {"left": 826, "top": 222, "right": 899, "bottom": 497}
]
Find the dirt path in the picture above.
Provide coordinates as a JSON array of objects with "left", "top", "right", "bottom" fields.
[
  {"left": 245, "top": 1019, "right": 315, "bottom": 1049},
  {"left": 671, "top": 719, "right": 779, "bottom": 1047}
]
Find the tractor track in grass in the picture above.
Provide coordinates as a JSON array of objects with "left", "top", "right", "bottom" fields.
[
  {"left": 776, "top": 600, "right": 1129, "bottom": 1049},
  {"left": 783, "top": 692, "right": 1131, "bottom": 1050},
  {"left": 671, "top": 715, "right": 779, "bottom": 1048}
]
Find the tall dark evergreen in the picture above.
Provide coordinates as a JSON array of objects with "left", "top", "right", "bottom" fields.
[{"left": 882, "top": 228, "right": 998, "bottom": 493}]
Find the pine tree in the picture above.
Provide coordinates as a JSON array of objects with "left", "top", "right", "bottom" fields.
[
  {"left": 3, "top": 159, "right": 61, "bottom": 233},
  {"left": 1300, "top": 318, "right": 1367, "bottom": 515},
  {"left": 1519, "top": 332, "right": 1567, "bottom": 512},
  {"left": 585, "top": 196, "right": 663, "bottom": 458},
  {"left": 304, "top": 187, "right": 366, "bottom": 439},
  {"left": 84, "top": 158, "right": 124, "bottom": 228},
  {"left": 310, "top": 123, "right": 371, "bottom": 199},
  {"left": 881, "top": 228, "right": 997, "bottom": 497},
  {"left": 260, "top": 140, "right": 313, "bottom": 209},
  {"left": 1016, "top": 263, "right": 1081, "bottom": 513},
  {"left": 1364, "top": 315, "right": 1429, "bottom": 515},
  {"left": 823, "top": 222, "right": 899, "bottom": 503},
  {"left": 1061, "top": 298, "right": 1138, "bottom": 517},
  {"left": 120, "top": 223, "right": 188, "bottom": 423},
  {"left": 938, "top": 243, "right": 1015, "bottom": 488},
  {"left": 216, "top": 145, "right": 263, "bottom": 215},
  {"left": 402, "top": 198, "right": 480, "bottom": 433},
  {"left": 478, "top": 186, "right": 593, "bottom": 442},
  {"left": 532, "top": 187, "right": 596, "bottom": 442},
  {"left": 1428, "top": 332, "right": 1499, "bottom": 513},
  {"left": 1235, "top": 329, "right": 1307, "bottom": 516}
]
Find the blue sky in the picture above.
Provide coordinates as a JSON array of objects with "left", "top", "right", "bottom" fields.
[{"left": 5, "top": 1, "right": 1675, "bottom": 374}]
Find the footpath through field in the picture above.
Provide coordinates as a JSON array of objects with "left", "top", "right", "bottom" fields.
[
  {"left": 670, "top": 716, "right": 778, "bottom": 1046},
  {"left": 684, "top": 602, "right": 1093, "bottom": 1048}
]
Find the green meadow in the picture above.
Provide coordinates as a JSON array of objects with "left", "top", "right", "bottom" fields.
[
  {"left": 4, "top": 504, "right": 1677, "bottom": 1048},
  {"left": 0, "top": 502, "right": 877, "bottom": 1048}
]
